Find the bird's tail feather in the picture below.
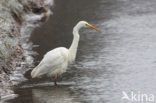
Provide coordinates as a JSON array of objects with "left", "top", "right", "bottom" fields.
[
  {"left": 31, "top": 62, "right": 45, "bottom": 78},
  {"left": 31, "top": 67, "right": 38, "bottom": 78}
]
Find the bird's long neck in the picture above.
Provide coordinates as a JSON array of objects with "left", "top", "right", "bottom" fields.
[{"left": 69, "top": 27, "right": 80, "bottom": 63}]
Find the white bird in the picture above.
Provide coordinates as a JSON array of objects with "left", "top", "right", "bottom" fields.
[{"left": 31, "top": 21, "right": 99, "bottom": 85}]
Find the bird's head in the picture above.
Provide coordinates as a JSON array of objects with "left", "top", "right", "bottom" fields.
[{"left": 74, "top": 21, "right": 99, "bottom": 32}]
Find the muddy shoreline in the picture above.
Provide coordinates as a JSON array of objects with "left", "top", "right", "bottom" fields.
[{"left": 0, "top": 0, "right": 54, "bottom": 102}]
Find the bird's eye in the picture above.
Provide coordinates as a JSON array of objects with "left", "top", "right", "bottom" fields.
[{"left": 85, "top": 24, "right": 88, "bottom": 26}]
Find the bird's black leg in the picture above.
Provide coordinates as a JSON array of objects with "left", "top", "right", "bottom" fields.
[{"left": 54, "top": 74, "right": 58, "bottom": 86}]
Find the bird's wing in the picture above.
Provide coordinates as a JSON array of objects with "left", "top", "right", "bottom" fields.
[{"left": 31, "top": 47, "right": 69, "bottom": 78}]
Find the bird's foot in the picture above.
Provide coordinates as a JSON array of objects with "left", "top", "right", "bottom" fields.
[
  {"left": 54, "top": 81, "right": 57, "bottom": 86},
  {"left": 54, "top": 73, "right": 58, "bottom": 86}
]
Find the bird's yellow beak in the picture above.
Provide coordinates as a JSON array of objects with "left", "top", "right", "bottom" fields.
[{"left": 87, "top": 24, "right": 99, "bottom": 31}]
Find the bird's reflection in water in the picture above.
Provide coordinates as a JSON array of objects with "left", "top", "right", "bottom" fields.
[{"left": 31, "top": 85, "right": 80, "bottom": 103}]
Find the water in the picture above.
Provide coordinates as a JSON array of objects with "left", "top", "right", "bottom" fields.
[{"left": 8, "top": 0, "right": 156, "bottom": 103}]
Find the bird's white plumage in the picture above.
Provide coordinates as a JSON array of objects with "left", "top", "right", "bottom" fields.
[{"left": 31, "top": 47, "right": 69, "bottom": 78}]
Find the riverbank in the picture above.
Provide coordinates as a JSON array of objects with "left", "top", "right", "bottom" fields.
[{"left": 0, "top": 0, "right": 54, "bottom": 102}]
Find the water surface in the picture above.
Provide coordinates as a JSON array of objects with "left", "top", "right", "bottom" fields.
[{"left": 8, "top": 0, "right": 156, "bottom": 103}]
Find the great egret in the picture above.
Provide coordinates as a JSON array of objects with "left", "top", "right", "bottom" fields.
[{"left": 31, "top": 21, "right": 99, "bottom": 85}]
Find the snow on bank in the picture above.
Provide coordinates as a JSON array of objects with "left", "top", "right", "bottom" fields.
[{"left": 0, "top": 0, "right": 54, "bottom": 102}]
